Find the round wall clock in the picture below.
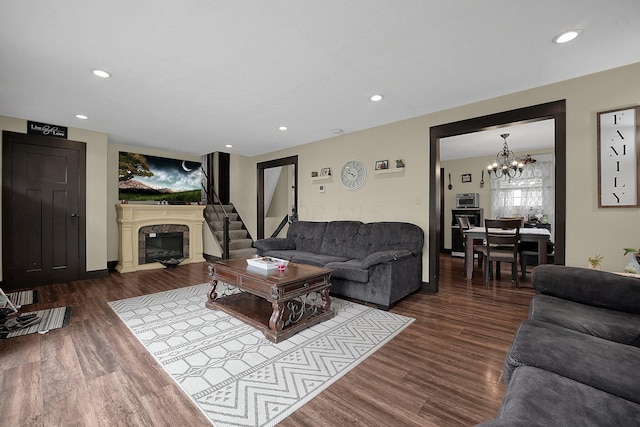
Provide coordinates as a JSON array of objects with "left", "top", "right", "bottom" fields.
[{"left": 341, "top": 159, "right": 367, "bottom": 190}]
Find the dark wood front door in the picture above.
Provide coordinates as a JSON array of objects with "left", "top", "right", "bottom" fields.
[{"left": 2, "top": 131, "right": 86, "bottom": 290}]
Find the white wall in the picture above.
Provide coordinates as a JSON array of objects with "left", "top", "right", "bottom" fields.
[
  {"left": 3, "top": 61, "right": 640, "bottom": 282},
  {"left": 230, "top": 62, "right": 640, "bottom": 277}
]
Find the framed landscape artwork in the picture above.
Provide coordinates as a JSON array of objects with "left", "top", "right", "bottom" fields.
[{"left": 118, "top": 152, "right": 202, "bottom": 203}]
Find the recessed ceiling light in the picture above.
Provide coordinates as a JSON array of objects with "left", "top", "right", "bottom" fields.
[
  {"left": 370, "top": 94, "right": 384, "bottom": 102},
  {"left": 332, "top": 128, "right": 344, "bottom": 134},
  {"left": 75, "top": 114, "right": 88, "bottom": 120},
  {"left": 225, "top": 144, "right": 233, "bottom": 148},
  {"left": 279, "top": 126, "right": 288, "bottom": 131},
  {"left": 92, "top": 69, "right": 111, "bottom": 78},
  {"left": 553, "top": 29, "right": 582, "bottom": 44}
]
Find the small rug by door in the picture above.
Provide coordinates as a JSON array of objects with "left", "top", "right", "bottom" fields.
[
  {"left": 7, "top": 289, "right": 38, "bottom": 306},
  {"left": 109, "top": 283, "right": 414, "bottom": 427},
  {"left": 0, "top": 306, "right": 72, "bottom": 339}
]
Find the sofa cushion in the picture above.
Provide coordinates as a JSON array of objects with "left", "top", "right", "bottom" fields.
[
  {"left": 354, "top": 222, "right": 423, "bottom": 259},
  {"left": 286, "top": 221, "right": 328, "bottom": 253},
  {"left": 259, "top": 250, "right": 349, "bottom": 267},
  {"left": 289, "top": 253, "right": 350, "bottom": 267},
  {"left": 529, "top": 294, "right": 640, "bottom": 347},
  {"left": 479, "top": 366, "right": 640, "bottom": 426},
  {"left": 505, "top": 320, "right": 640, "bottom": 404},
  {"left": 259, "top": 250, "right": 296, "bottom": 261},
  {"left": 325, "top": 259, "right": 369, "bottom": 283},
  {"left": 253, "top": 237, "right": 296, "bottom": 252},
  {"left": 318, "top": 221, "right": 363, "bottom": 257},
  {"left": 532, "top": 265, "right": 640, "bottom": 314}
]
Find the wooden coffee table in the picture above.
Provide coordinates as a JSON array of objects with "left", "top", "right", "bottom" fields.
[{"left": 205, "top": 258, "right": 334, "bottom": 343}]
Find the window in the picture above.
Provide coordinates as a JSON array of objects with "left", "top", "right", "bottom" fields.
[{"left": 491, "top": 154, "right": 553, "bottom": 225}]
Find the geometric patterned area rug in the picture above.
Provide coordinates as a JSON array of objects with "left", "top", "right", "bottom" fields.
[{"left": 109, "top": 283, "right": 414, "bottom": 427}]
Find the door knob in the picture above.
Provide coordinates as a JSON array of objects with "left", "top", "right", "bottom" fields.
[{"left": 71, "top": 213, "right": 79, "bottom": 218}]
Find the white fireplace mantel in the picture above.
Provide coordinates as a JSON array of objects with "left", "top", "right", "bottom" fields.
[{"left": 115, "top": 204, "right": 206, "bottom": 273}]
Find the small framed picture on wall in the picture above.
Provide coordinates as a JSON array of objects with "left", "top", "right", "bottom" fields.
[
  {"left": 461, "top": 173, "right": 472, "bottom": 183},
  {"left": 375, "top": 160, "right": 389, "bottom": 170}
]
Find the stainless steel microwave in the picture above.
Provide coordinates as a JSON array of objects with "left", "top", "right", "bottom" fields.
[{"left": 456, "top": 193, "right": 479, "bottom": 208}]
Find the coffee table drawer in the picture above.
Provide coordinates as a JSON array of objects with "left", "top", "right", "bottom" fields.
[{"left": 280, "top": 275, "right": 328, "bottom": 294}]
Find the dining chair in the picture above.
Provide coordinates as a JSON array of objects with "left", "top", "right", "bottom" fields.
[
  {"left": 498, "top": 216, "right": 526, "bottom": 226},
  {"left": 482, "top": 218, "right": 521, "bottom": 287},
  {"left": 519, "top": 222, "right": 553, "bottom": 281},
  {"left": 455, "top": 215, "right": 484, "bottom": 273}
]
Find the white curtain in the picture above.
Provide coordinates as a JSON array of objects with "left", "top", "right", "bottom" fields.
[{"left": 490, "top": 154, "right": 553, "bottom": 225}]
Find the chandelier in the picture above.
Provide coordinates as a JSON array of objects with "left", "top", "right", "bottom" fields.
[{"left": 486, "top": 133, "right": 524, "bottom": 180}]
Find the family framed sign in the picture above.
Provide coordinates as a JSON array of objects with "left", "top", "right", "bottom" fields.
[{"left": 597, "top": 106, "right": 640, "bottom": 208}]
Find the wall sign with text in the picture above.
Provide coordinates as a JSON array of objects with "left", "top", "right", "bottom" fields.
[
  {"left": 27, "top": 120, "right": 68, "bottom": 139},
  {"left": 597, "top": 106, "right": 640, "bottom": 207}
]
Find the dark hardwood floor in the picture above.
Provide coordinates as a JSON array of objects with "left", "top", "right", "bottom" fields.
[{"left": 0, "top": 255, "right": 535, "bottom": 426}]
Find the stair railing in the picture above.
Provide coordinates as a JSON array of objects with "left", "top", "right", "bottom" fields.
[
  {"left": 201, "top": 167, "right": 231, "bottom": 259},
  {"left": 270, "top": 214, "right": 291, "bottom": 238}
]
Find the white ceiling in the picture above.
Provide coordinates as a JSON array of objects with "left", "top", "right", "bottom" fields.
[
  {"left": 1, "top": 1, "right": 639, "bottom": 157},
  {"left": 440, "top": 119, "right": 555, "bottom": 161}
]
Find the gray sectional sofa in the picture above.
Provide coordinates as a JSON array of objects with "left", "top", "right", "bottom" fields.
[
  {"left": 478, "top": 265, "right": 640, "bottom": 426},
  {"left": 253, "top": 220, "right": 424, "bottom": 309}
]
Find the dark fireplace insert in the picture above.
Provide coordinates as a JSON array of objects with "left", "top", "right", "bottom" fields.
[
  {"left": 138, "top": 224, "right": 189, "bottom": 265},
  {"left": 145, "top": 232, "right": 184, "bottom": 262}
]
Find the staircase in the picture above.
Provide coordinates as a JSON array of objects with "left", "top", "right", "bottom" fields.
[{"left": 204, "top": 203, "right": 257, "bottom": 259}]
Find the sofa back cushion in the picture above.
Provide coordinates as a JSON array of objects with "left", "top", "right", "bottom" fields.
[
  {"left": 286, "top": 221, "right": 328, "bottom": 253},
  {"left": 532, "top": 265, "right": 640, "bottom": 314},
  {"left": 319, "top": 221, "right": 363, "bottom": 257},
  {"left": 355, "top": 222, "right": 424, "bottom": 258},
  {"left": 286, "top": 220, "right": 424, "bottom": 260}
]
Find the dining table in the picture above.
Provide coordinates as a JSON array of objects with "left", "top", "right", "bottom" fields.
[{"left": 463, "top": 226, "right": 552, "bottom": 279}]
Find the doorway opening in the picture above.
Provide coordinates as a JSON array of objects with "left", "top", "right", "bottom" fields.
[{"left": 428, "top": 100, "right": 566, "bottom": 293}]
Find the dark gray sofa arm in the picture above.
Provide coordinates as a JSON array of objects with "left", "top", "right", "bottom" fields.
[
  {"left": 531, "top": 265, "right": 640, "bottom": 314},
  {"left": 253, "top": 238, "right": 296, "bottom": 252},
  {"left": 361, "top": 249, "right": 412, "bottom": 269}
]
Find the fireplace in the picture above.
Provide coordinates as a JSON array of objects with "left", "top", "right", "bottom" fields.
[
  {"left": 145, "top": 232, "right": 183, "bottom": 262},
  {"left": 115, "top": 204, "right": 205, "bottom": 273},
  {"left": 139, "top": 224, "right": 189, "bottom": 264}
]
